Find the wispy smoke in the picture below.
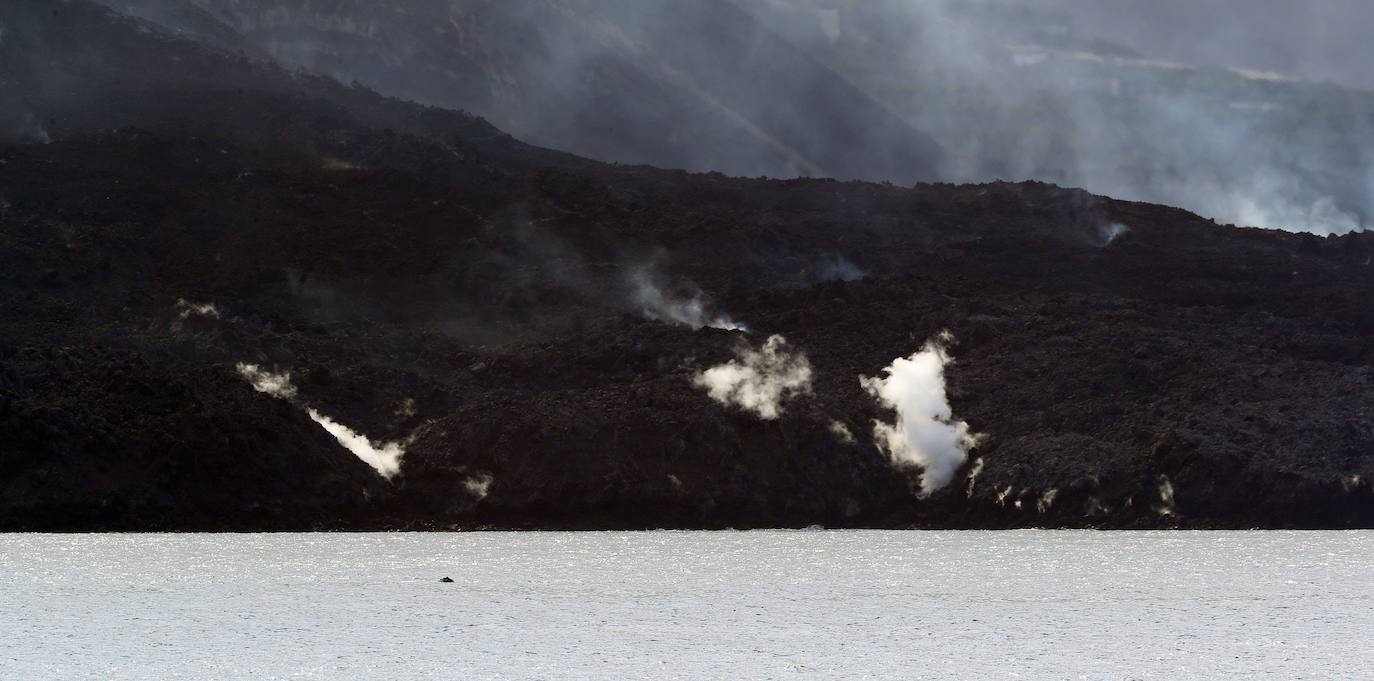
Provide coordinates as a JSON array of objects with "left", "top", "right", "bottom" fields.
[
  {"left": 463, "top": 473, "right": 494, "bottom": 500},
  {"left": 816, "top": 254, "right": 866, "bottom": 282},
  {"left": 14, "top": 113, "right": 50, "bottom": 144},
  {"left": 829, "top": 420, "right": 856, "bottom": 444},
  {"left": 1155, "top": 474, "right": 1177, "bottom": 516},
  {"left": 1097, "top": 222, "right": 1130, "bottom": 246},
  {"left": 175, "top": 298, "right": 221, "bottom": 319},
  {"left": 629, "top": 267, "right": 746, "bottom": 332},
  {"left": 237, "top": 363, "right": 298, "bottom": 400},
  {"left": 966, "top": 456, "right": 984, "bottom": 498},
  {"left": 235, "top": 362, "right": 404, "bottom": 479},
  {"left": 738, "top": 1, "right": 1372, "bottom": 235},
  {"left": 695, "top": 335, "right": 812, "bottom": 420},
  {"left": 1036, "top": 488, "right": 1058, "bottom": 513},
  {"left": 306, "top": 409, "right": 403, "bottom": 479},
  {"left": 860, "top": 332, "right": 981, "bottom": 495}
]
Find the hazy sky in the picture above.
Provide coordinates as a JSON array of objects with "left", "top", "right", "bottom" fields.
[{"left": 1036, "top": 0, "right": 1374, "bottom": 91}]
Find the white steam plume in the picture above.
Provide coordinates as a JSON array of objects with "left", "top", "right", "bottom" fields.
[
  {"left": 966, "top": 456, "right": 984, "bottom": 498},
  {"left": 1155, "top": 475, "right": 1177, "bottom": 516},
  {"left": 235, "top": 362, "right": 404, "bottom": 479},
  {"left": 629, "top": 267, "right": 747, "bottom": 332},
  {"left": 237, "top": 363, "right": 298, "bottom": 400},
  {"left": 307, "top": 409, "right": 404, "bottom": 479},
  {"left": 860, "top": 332, "right": 982, "bottom": 495},
  {"left": 695, "top": 335, "right": 812, "bottom": 420}
]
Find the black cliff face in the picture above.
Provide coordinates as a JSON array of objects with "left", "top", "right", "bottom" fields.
[{"left": 2, "top": 1, "right": 1373, "bottom": 530}]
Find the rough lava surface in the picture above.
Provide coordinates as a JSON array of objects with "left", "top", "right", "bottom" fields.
[{"left": 2, "top": 1, "right": 1374, "bottom": 530}]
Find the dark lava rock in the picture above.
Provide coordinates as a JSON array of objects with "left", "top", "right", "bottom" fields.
[{"left": 0, "top": 0, "right": 1372, "bottom": 530}]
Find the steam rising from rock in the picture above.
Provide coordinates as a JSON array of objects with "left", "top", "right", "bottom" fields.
[
  {"left": 235, "top": 362, "right": 404, "bottom": 479},
  {"left": 306, "top": 409, "right": 403, "bottom": 479},
  {"left": 860, "top": 333, "right": 981, "bottom": 495},
  {"left": 734, "top": 1, "right": 1370, "bottom": 235},
  {"left": 1098, "top": 222, "right": 1130, "bottom": 246},
  {"left": 695, "top": 335, "right": 812, "bottom": 420},
  {"left": 1155, "top": 475, "right": 1177, "bottom": 516},
  {"left": 966, "top": 457, "right": 985, "bottom": 498},
  {"left": 175, "top": 298, "right": 221, "bottom": 319},
  {"left": 829, "top": 420, "right": 856, "bottom": 444},
  {"left": 1037, "top": 488, "right": 1058, "bottom": 513},
  {"left": 629, "top": 267, "right": 746, "bottom": 332},
  {"left": 237, "top": 363, "right": 297, "bottom": 400},
  {"left": 464, "top": 473, "right": 494, "bottom": 500},
  {"left": 816, "top": 254, "right": 866, "bottom": 282}
]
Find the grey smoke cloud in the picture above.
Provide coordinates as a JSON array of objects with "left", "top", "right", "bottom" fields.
[
  {"left": 815, "top": 254, "right": 865, "bottom": 283},
  {"left": 11, "top": 112, "right": 50, "bottom": 145},
  {"left": 1027, "top": 0, "right": 1374, "bottom": 92},
  {"left": 80, "top": 1, "right": 1374, "bottom": 235},
  {"left": 695, "top": 335, "right": 812, "bottom": 420},
  {"left": 739, "top": 0, "right": 1373, "bottom": 235},
  {"left": 629, "top": 266, "right": 747, "bottom": 332},
  {"left": 162, "top": 0, "right": 940, "bottom": 183},
  {"left": 860, "top": 332, "right": 981, "bottom": 495}
]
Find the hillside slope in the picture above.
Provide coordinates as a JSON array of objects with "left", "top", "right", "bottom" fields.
[
  {"left": 738, "top": 0, "right": 1374, "bottom": 235},
  {"left": 3, "top": 1, "right": 1373, "bottom": 530},
  {"left": 128, "top": 0, "right": 943, "bottom": 183}
]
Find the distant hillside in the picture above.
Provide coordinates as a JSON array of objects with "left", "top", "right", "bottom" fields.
[
  {"left": 111, "top": 0, "right": 942, "bottom": 183},
  {"left": 4, "top": 0, "right": 1374, "bottom": 531},
  {"left": 736, "top": 0, "right": 1374, "bottom": 235}
]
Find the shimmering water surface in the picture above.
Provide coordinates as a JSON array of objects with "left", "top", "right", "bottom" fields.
[{"left": 2, "top": 531, "right": 1370, "bottom": 680}]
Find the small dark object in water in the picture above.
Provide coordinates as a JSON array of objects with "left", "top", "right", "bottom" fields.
[{"left": 439, "top": 577, "right": 454, "bottom": 583}]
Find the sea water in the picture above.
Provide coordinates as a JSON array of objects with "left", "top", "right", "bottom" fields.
[{"left": 2, "top": 531, "right": 1370, "bottom": 680}]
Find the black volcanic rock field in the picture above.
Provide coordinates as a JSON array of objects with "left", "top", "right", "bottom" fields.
[{"left": 2, "top": 1, "right": 1374, "bottom": 530}]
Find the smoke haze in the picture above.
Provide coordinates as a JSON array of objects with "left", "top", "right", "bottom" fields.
[
  {"left": 630, "top": 267, "right": 747, "bottom": 332},
  {"left": 62, "top": 0, "right": 1374, "bottom": 234},
  {"left": 739, "top": 0, "right": 1374, "bottom": 234}
]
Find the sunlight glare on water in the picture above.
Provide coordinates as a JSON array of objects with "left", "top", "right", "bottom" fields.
[{"left": 2, "top": 531, "right": 1371, "bottom": 680}]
